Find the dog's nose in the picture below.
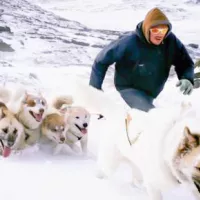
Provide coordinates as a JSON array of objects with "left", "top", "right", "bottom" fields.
[
  {"left": 7, "top": 135, "right": 15, "bottom": 147},
  {"left": 60, "top": 137, "right": 65, "bottom": 142},
  {"left": 39, "top": 108, "right": 44, "bottom": 114},
  {"left": 83, "top": 123, "right": 88, "bottom": 128}
]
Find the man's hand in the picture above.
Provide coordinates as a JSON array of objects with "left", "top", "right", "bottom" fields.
[{"left": 176, "top": 79, "right": 193, "bottom": 95}]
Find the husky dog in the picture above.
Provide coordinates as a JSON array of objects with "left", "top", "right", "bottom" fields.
[
  {"left": 41, "top": 113, "right": 66, "bottom": 144},
  {"left": 40, "top": 113, "right": 69, "bottom": 155},
  {"left": 64, "top": 106, "right": 91, "bottom": 154},
  {"left": 72, "top": 81, "right": 200, "bottom": 200},
  {"left": 15, "top": 92, "right": 47, "bottom": 146},
  {"left": 39, "top": 94, "right": 74, "bottom": 155},
  {"left": 0, "top": 102, "right": 25, "bottom": 157},
  {"left": 52, "top": 95, "right": 91, "bottom": 154},
  {"left": 0, "top": 85, "right": 47, "bottom": 147}
]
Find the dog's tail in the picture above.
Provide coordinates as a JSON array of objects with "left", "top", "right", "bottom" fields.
[
  {"left": 52, "top": 95, "right": 74, "bottom": 110},
  {"left": 71, "top": 79, "right": 128, "bottom": 121},
  {"left": 6, "top": 86, "right": 27, "bottom": 114},
  {"left": 0, "top": 86, "right": 12, "bottom": 103}
]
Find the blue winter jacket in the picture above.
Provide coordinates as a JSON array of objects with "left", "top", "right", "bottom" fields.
[{"left": 89, "top": 22, "right": 194, "bottom": 98}]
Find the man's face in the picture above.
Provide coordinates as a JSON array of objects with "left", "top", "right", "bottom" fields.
[{"left": 149, "top": 24, "right": 168, "bottom": 45}]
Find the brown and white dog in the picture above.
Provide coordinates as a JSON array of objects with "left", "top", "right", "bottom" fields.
[
  {"left": 0, "top": 102, "right": 25, "bottom": 157},
  {"left": 71, "top": 81, "right": 200, "bottom": 200},
  {"left": 40, "top": 112, "right": 69, "bottom": 155},
  {"left": 0, "top": 86, "right": 48, "bottom": 148},
  {"left": 15, "top": 92, "right": 47, "bottom": 147},
  {"left": 39, "top": 94, "right": 74, "bottom": 155}
]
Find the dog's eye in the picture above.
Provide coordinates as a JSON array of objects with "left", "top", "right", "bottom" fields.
[
  {"left": 40, "top": 99, "right": 45, "bottom": 106},
  {"left": 76, "top": 116, "right": 79, "bottom": 119},
  {"left": 13, "top": 128, "right": 18, "bottom": 135},
  {"left": 60, "top": 126, "right": 64, "bottom": 131},
  {"left": 52, "top": 126, "right": 59, "bottom": 132},
  {"left": 3, "top": 128, "right": 8, "bottom": 134}
]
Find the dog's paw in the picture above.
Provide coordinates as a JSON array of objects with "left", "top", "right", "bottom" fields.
[
  {"left": 52, "top": 144, "right": 67, "bottom": 155},
  {"left": 71, "top": 145, "right": 80, "bottom": 154},
  {"left": 81, "top": 148, "right": 88, "bottom": 155},
  {"left": 53, "top": 147, "right": 61, "bottom": 156}
]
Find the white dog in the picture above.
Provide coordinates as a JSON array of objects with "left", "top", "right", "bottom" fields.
[
  {"left": 72, "top": 81, "right": 200, "bottom": 200},
  {"left": 51, "top": 95, "right": 91, "bottom": 154}
]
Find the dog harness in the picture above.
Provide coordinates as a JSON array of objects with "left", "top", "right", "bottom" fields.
[
  {"left": 125, "top": 113, "right": 141, "bottom": 145},
  {"left": 67, "top": 131, "right": 82, "bottom": 143},
  {"left": 125, "top": 113, "right": 132, "bottom": 145}
]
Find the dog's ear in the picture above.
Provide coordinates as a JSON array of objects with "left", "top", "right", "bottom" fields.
[
  {"left": 0, "top": 108, "right": 6, "bottom": 119},
  {"left": 21, "top": 90, "right": 29, "bottom": 104},
  {"left": 179, "top": 126, "right": 199, "bottom": 151}
]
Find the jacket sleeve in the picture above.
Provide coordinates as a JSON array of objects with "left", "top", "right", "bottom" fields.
[
  {"left": 173, "top": 35, "right": 194, "bottom": 84},
  {"left": 89, "top": 36, "right": 128, "bottom": 90}
]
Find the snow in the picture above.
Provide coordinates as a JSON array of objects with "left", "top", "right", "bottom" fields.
[{"left": 0, "top": 0, "right": 200, "bottom": 199}]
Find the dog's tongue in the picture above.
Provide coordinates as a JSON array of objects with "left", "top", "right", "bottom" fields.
[
  {"left": 3, "top": 146, "right": 11, "bottom": 158},
  {"left": 33, "top": 113, "right": 42, "bottom": 122},
  {"left": 81, "top": 128, "right": 87, "bottom": 134}
]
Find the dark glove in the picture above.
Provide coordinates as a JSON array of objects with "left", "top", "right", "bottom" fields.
[{"left": 176, "top": 79, "right": 193, "bottom": 95}]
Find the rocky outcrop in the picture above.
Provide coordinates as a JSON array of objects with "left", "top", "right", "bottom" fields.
[
  {"left": 0, "top": 0, "right": 123, "bottom": 68},
  {"left": 0, "top": 0, "right": 199, "bottom": 75}
]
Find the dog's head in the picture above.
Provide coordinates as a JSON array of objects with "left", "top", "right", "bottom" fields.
[
  {"left": 176, "top": 126, "right": 200, "bottom": 192},
  {"left": 41, "top": 113, "right": 67, "bottom": 144},
  {"left": 66, "top": 106, "right": 91, "bottom": 136},
  {"left": 20, "top": 92, "right": 47, "bottom": 128},
  {"left": 0, "top": 103, "right": 24, "bottom": 157}
]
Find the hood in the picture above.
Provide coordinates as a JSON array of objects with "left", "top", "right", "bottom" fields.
[{"left": 136, "top": 7, "right": 172, "bottom": 44}]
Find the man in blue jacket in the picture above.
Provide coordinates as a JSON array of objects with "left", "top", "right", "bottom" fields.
[{"left": 89, "top": 7, "right": 194, "bottom": 112}]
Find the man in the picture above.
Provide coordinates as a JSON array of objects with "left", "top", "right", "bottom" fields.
[{"left": 89, "top": 7, "right": 194, "bottom": 112}]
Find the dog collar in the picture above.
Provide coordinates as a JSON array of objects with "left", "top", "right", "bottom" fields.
[
  {"left": 69, "top": 131, "right": 82, "bottom": 141},
  {"left": 25, "top": 133, "right": 30, "bottom": 141}
]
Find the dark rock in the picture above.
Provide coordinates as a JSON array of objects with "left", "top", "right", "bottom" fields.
[
  {"left": 188, "top": 43, "right": 199, "bottom": 49},
  {"left": 0, "top": 0, "right": 200, "bottom": 79},
  {"left": 0, "top": 40, "right": 14, "bottom": 52},
  {"left": 0, "top": 0, "right": 122, "bottom": 67},
  {"left": 0, "top": 26, "right": 12, "bottom": 34}
]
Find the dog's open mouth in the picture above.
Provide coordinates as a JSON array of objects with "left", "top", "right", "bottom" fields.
[
  {"left": 29, "top": 111, "right": 43, "bottom": 122},
  {"left": 75, "top": 124, "right": 87, "bottom": 134},
  {"left": 0, "top": 139, "right": 12, "bottom": 158}
]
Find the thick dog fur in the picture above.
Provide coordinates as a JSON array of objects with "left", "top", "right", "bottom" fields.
[
  {"left": 72, "top": 81, "right": 200, "bottom": 200},
  {"left": 40, "top": 112, "right": 69, "bottom": 155},
  {"left": 64, "top": 106, "right": 91, "bottom": 154},
  {"left": 51, "top": 95, "right": 91, "bottom": 154},
  {"left": 15, "top": 92, "right": 48, "bottom": 146},
  {"left": 0, "top": 86, "right": 48, "bottom": 147},
  {"left": 52, "top": 95, "right": 74, "bottom": 111},
  {"left": 0, "top": 102, "right": 25, "bottom": 157}
]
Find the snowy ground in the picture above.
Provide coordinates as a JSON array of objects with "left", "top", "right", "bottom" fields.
[{"left": 0, "top": 0, "right": 200, "bottom": 200}]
